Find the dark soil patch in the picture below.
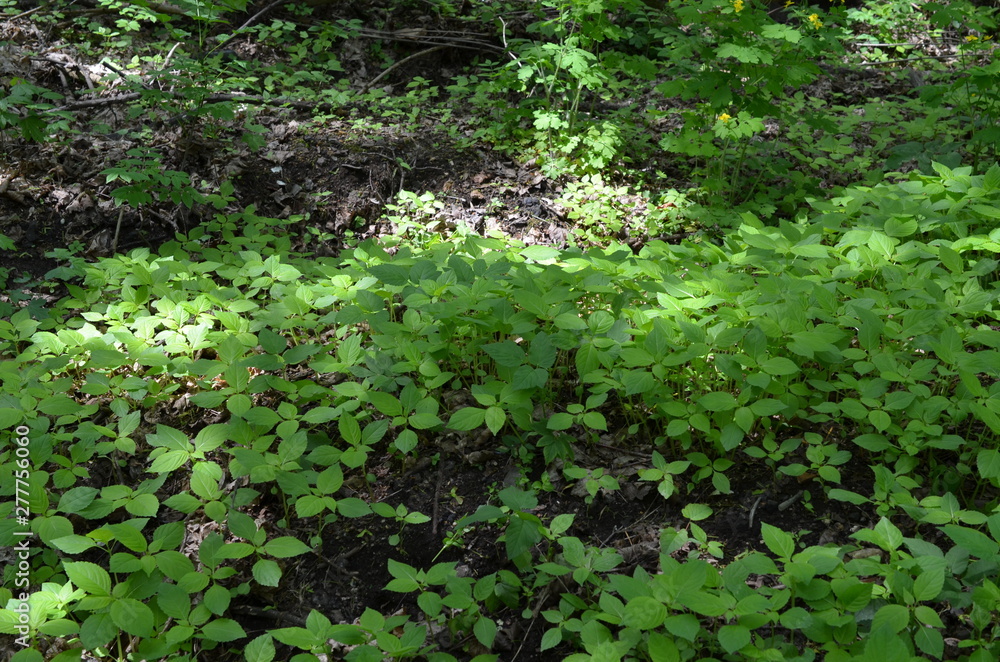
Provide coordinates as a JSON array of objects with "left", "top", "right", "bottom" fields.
[{"left": 218, "top": 435, "right": 883, "bottom": 662}]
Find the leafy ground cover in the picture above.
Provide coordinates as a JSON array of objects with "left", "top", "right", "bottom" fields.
[{"left": 1, "top": 1, "right": 1000, "bottom": 661}]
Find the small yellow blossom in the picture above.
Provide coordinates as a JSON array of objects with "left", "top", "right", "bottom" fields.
[
  {"left": 784, "top": 0, "right": 794, "bottom": 6},
  {"left": 731, "top": 0, "right": 744, "bottom": 12},
  {"left": 718, "top": 113, "right": 732, "bottom": 123},
  {"left": 966, "top": 35, "right": 979, "bottom": 42},
  {"left": 807, "top": 13, "right": 823, "bottom": 29}
]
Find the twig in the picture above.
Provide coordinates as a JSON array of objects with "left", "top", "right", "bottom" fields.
[
  {"left": 210, "top": 0, "right": 291, "bottom": 56},
  {"left": 112, "top": 206, "right": 124, "bottom": 254},
  {"left": 854, "top": 43, "right": 914, "bottom": 48},
  {"left": 45, "top": 91, "right": 355, "bottom": 116},
  {"left": 748, "top": 493, "right": 764, "bottom": 530},
  {"left": 431, "top": 459, "right": 444, "bottom": 536},
  {"left": 511, "top": 584, "right": 552, "bottom": 661},
  {"left": 592, "top": 441, "right": 651, "bottom": 458},
  {"left": 9, "top": 5, "right": 43, "bottom": 20},
  {"left": 362, "top": 46, "right": 446, "bottom": 93},
  {"left": 352, "top": 27, "right": 505, "bottom": 53},
  {"left": 778, "top": 490, "right": 804, "bottom": 511},
  {"left": 858, "top": 54, "right": 959, "bottom": 67}
]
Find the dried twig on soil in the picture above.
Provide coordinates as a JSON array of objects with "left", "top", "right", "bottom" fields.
[{"left": 362, "top": 46, "right": 446, "bottom": 93}]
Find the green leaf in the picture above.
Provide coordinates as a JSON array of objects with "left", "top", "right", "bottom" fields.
[
  {"left": 853, "top": 433, "right": 890, "bottom": 451},
  {"left": 483, "top": 341, "right": 526, "bottom": 368},
  {"left": 498, "top": 486, "right": 538, "bottom": 511},
  {"left": 681, "top": 503, "right": 712, "bottom": 521},
  {"left": 204, "top": 584, "right": 232, "bottom": 615},
  {"left": 520, "top": 245, "right": 561, "bottom": 261},
  {"left": 338, "top": 498, "right": 372, "bottom": 518},
  {"left": 0, "top": 408, "right": 24, "bottom": 428},
  {"left": 50, "top": 535, "right": 97, "bottom": 554},
  {"left": 760, "top": 23, "right": 802, "bottom": 42},
  {"left": 339, "top": 413, "right": 361, "bottom": 444},
  {"left": 106, "top": 523, "right": 148, "bottom": 553},
  {"left": 10, "top": 649, "right": 43, "bottom": 662},
  {"left": 831, "top": 578, "right": 872, "bottom": 611},
  {"left": 914, "top": 626, "right": 944, "bottom": 660},
  {"left": 977, "top": 448, "right": 1000, "bottom": 482},
  {"left": 271, "top": 626, "right": 321, "bottom": 648},
  {"left": 157, "top": 585, "right": 191, "bottom": 623},
  {"left": 244, "top": 634, "right": 276, "bottom": 662},
  {"left": 367, "top": 391, "right": 403, "bottom": 417},
  {"left": 712, "top": 471, "right": 731, "bottom": 494},
  {"left": 191, "top": 461, "right": 223, "bottom": 500},
  {"left": 64, "top": 561, "right": 111, "bottom": 596},
  {"left": 79, "top": 612, "right": 117, "bottom": 649},
  {"left": 750, "top": 399, "right": 786, "bottom": 416},
  {"left": 827, "top": 488, "right": 868, "bottom": 505},
  {"left": 582, "top": 411, "right": 607, "bottom": 431},
  {"left": 473, "top": 616, "right": 497, "bottom": 649},
  {"left": 868, "top": 409, "right": 891, "bottom": 432},
  {"left": 156, "top": 551, "right": 195, "bottom": 581},
  {"left": 418, "top": 591, "right": 443, "bottom": 618},
  {"left": 448, "top": 407, "right": 485, "bottom": 431},
  {"left": 913, "top": 566, "right": 944, "bottom": 601},
  {"left": 554, "top": 312, "right": 587, "bottom": 330},
  {"left": 485, "top": 406, "right": 505, "bottom": 435},
  {"left": 386, "top": 559, "right": 421, "bottom": 592},
  {"left": 57, "top": 487, "right": 98, "bottom": 514},
  {"left": 547, "top": 412, "right": 574, "bottom": 430},
  {"left": 716, "top": 43, "right": 771, "bottom": 64},
  {"left": 865, "top": 624, "right": 908, "bottom": 662},
  {"left": 942, "top": 524, "right": 999, "bottom": 559},
  {"left": 245, "top": 406, "right": 281, "bottom": 429},
  {"left": 676, "top": 590, "right": 728, "bottom": 617},
  {"left": 110, "top": 598, "right": 154, "bottom": 637},
  {"left": 149, "top": 450, "right": 189, "bottom": 473},
  {"left": 408, "top": 413, "right": 442, "bottom": 429},
  {"left": 540, "top": 627, "right": 562, "bottom": 651},
  {"left": 760, "top": 523, "right": 794, "bottom": 560},
  {"left": 697, "top": 391, "right": 737, "bottom": 412},
  {"left": 872, "top": 604, "right": 909, "bottom": 634},
  {"left": 394, "top": 429, "right": 418, "bottom": 454},
  {"left": 873, "top": 517, "right": 903, "bottom": 551},
  {"left": 622, "top": 369, "right": 655, "bottom": 396},
  {"left": 253, "top": 559, "right": 282, "bottom": 587},
  {"left": 623, "top": 596, "right": 666, "bottom": 630},
  {"left": 760, "top": 357, "right": 799, "bottom": 376},
  {"left": 264, "top": 536, "right": 310, "bottom": 558},
  {"left": 913, "top": 605, "right": 944, "bottom": 628},
  {"left": 126, "top": 493, "right": 160, "bottom": 516},
  {"left": 200, "top": 618, "right": 246, "bottom": 642},
  {"left": 258, "top": 328, "right": 287, "bottom": 354},
  {"left": 504, "top": 515, "right": 543, "bottom": 561},
  {"left": 717, "top": 624, "right": 751, "bottom": 653}
]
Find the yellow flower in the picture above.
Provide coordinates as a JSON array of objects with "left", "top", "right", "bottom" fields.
[
  {"left": 718, "top": 113, "right": 732, "bottom": 123},
  {"left": 731, "top": 0, "right": 744, "bottom": 12},
  {"left": 784, "top": 0, "right": 794, "bottom": 6},
  {"left": 808, "top": 13, "right": 823, "bottom": 29},
  {"left": 966, "top": 35, "right": 979, "bottom": 42}
]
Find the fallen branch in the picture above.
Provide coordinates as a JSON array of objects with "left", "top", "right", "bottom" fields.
[
  {"left": 361, "top": 46, "right": 446, "bottom": 93},
  {"left": 44, "top": 91, "right": 355, "bottom": 116}
]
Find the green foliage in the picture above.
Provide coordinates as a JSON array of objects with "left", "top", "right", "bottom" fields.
[
  {"left": 4, "top": 159, "right": 1000, "bottom": 657},
  {"left": 4, "top": 0, "right": 1000, "bottom": 658}
]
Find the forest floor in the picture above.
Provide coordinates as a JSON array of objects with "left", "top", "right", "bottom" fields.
[{"left": 0, "top": 2, "right": 954, "bottom": 659}]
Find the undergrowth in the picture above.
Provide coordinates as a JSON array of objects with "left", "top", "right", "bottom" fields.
[
  {"left": 2, "top": 163, "right": 1000, "bottom": 660},
  {"left": 2, "top": 0, "right": 1000, "bottom": 660}
]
